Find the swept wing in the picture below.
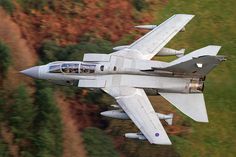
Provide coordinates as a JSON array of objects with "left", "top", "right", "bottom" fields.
[
  {"left": 103, "top": 87, "right": 171, "bottom": 145},
  {"left": 112, "top": 14, "right": 194, "bottom": 60}
]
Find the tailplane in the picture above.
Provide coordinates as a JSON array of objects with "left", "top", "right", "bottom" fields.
[{"left": 159, "top": 93, "right": 208, "bottom": 122}]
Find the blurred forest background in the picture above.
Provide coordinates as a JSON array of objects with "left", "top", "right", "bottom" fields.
[{"left": 0, "top": 0, "right": 235, "bottom": 157}]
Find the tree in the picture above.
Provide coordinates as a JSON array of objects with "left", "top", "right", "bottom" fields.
[
  {"left": 0, "top": 0, "right": 15, "bottom": 14},
  {"left": 9, "top": 85, "right": 35, "bottom": 142},
  {"left": 17, "top": 0, "right": 57, "bottom": 12},
  {"left": 33, "top": 80, "right": 63, "bottom": 157},
  {"left": 83, "top": 127, "right": 119, "bottom": 157},
  {"left": 39, "top": 39, "right": 113, "bottom": 64},
  {"left": 132, "top": 0, "right": 148, "bottom": 11},
  {"left": 39, "top": 40, "right": 62, "bottom": 64},
  {"left": 0, "top": 41, "right": 11, "bottom": 78},
  {"left": 7, "top": 85, "right": 35, "bottom": 156}
]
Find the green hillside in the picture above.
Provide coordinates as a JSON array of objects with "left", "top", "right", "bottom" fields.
[
  {"left": 154, "top": 0, "right": 236, "bottom": 156},
  {"left": 108, "top": 1, "right": 236, "bottom": 157}
]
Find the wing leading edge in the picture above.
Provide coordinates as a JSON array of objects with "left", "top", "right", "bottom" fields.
[{"left": 103, "top": 87, "right": 171, "bottom": 145}]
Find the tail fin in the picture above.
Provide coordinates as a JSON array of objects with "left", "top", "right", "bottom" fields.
[
  {"left": 170, "top": 45, "right": 221, "bottom": 65},
  {"left": 152, "top": 45, "right": 225, "bottom": 77},
  {"left": 160, "top": 93, "right": 208, "bottom": 122}
]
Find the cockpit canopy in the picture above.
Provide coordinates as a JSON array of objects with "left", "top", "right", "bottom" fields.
[
  {"left": 62, "top": 63, "right": 79, "bottom": 73},
  {"left": 80, "top": 64, "right": 96, "bottom": 73},
  {"left": 49, "top": 63, "right": 96, "bottom": 74}
]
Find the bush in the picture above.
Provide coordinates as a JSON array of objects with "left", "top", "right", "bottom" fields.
[
  {"left": 0, "top": 139, "right": 10, "bottom": 157},
  {"left": 132, "top": 0, "right": 148, "bottom": 11},
  {"left": 82, "top": 127, "right": 119, "bottom": 157},
  {"left": 0, "top": 0, "right": 15, "bottom": 14},
  {"left": 0, "top": 41, "right": 11, "bottom": 78},
  {"left": 39, "top": 39, "right": 113, "bottom": 64},
  {"left": 0, "top": 90, "right": 6, "bottom": 121},
  {"left": 17, "top": 0, "right": 57, "bottom": 12},
  {"left": 38, "top": 40, "right": 62, "bottom": 63}
]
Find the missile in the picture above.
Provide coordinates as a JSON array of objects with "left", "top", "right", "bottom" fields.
[
  {"left": 110, "top": 104, "right": 120, "bottom": 108},
  {"left": 100, "top": 110, "right": 173, "bottom": 125},
  {"left": 113, "top": 45, "right": 129, "bottom": 51},
  {"left": 100, "top": 110, "right": 129, "bottom": 119},
  {"left": 157, "top": 48, "right": 185, "bottom": 57},
  {"left": 134, "top": 25, "right": 157, "bottom": 30},
  {"left": 157, "top": 113, "right": 173, "bottom": 125},
  {"left": 135, "top": 25, "right": 185, "bottom": 31},
  {"left": 125, "top": 133, "right": 146, "bottom": 140}
]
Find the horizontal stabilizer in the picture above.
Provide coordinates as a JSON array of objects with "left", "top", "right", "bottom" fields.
[{"left": 159, "top": 93, "right": 208, "bottom": 122}]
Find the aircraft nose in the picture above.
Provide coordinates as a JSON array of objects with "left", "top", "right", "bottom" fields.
[{"left": 20, "top": 66, "right": 39, "bottom": 78}]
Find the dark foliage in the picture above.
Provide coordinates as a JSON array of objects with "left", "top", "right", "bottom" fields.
[
  {"left": 39, "top": 39, "right": 113, "bottom": 64},
  {"left": 83, "top": 127, "right": 119, "bottom": 157},
  {"left": 132, "top": 0, "right": 148, "bottom": 11},
  {"left": 17, "top": 0, "right": 57, "bottom": 12},
  {"left": 0, "top": 41, "right": 11, "bottom": 78},
  {"left": 9, "top": 85, "right": 35, "bottom": 143},
  {"left": 0, "top": 0, "right": 15, "bottom": 14},
  {"left": 32, "top": 80, "right": 63, "bottom": 157}
]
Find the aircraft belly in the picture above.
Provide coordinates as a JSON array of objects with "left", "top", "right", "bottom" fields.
[
  {"left": 78, "top": 79, "right": 106, "bottom": 88},
  {"left": 117, "top": 75, "right": 189, "bottom": 90}
]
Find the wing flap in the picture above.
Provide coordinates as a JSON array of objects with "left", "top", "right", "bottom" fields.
[{"left": 159, "top": 92, "right": 208, "bottom": 122}]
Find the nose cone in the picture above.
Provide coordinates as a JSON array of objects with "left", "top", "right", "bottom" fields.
[
  {"left": 20, "top": 66, "right": 39, "bottom": 78},
  {"left": 100, "top": 111, "right": 107, "bottom": 116}
]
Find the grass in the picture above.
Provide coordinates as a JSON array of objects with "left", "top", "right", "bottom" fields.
[{"left": 152, "top": 0, "right": 236, "bottom": 156}]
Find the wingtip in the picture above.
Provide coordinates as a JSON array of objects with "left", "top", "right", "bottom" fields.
[
  {"left": 194, "top": 118, "right": 209, "bottom": 123},
  {"left": 206, "top": 45, "right": 222, "bottom": 53},
  {"left": 150, "top": 133, "right": 172, "bottom": 145},
  {"left": 208, "top": 45, "right": 222, "bottom": 48},
  {"left": 151, "top": 140, "right": 172, "bottom": 145}
]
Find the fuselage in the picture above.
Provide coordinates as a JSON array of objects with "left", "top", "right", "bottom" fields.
[{"left": 21, "top": 55, "right": 204, "bottom": 94}]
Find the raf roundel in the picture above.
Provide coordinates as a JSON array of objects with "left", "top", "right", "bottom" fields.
[{"left": 155, "top": 133, "right": 159, "bottom": 137}]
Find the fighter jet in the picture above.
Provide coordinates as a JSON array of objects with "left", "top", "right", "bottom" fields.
[{"left": 21, "top": 14, "right": 225, "bottom": 145}]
